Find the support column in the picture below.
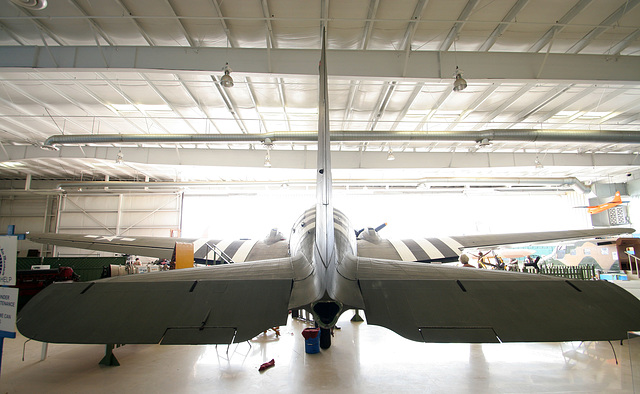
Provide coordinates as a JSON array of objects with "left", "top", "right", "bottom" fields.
[
  {"left": 40, "top": 342, "right": 48, "bottom": 361},
  {"left": 99, "top": 344, "right": 120, "bottom": 366}
]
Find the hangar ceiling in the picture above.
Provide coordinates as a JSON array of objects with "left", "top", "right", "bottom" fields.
[{"left": 0, "top": 0, "right": 640, "bottom": 187}]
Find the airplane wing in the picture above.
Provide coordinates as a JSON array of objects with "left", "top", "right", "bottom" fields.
[
  {"left": 27, "top": 232, "right": 289, "bottom": 263},
  {"left": 17, "top": 256, "right": 304, "bottom": 344},
  {"left": 358, "top": 227, "right": 635, "bottom": 263},
  {"left": 355, "top": 256, "right": 640, "bottom": 342}
]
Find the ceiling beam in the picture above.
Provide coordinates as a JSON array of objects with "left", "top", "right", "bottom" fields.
[
  {"left": 3, "top": 46, "right": 638, "bottom": 82},
  {"left": 445, "top": 83, "right": 499, "bottom": 131},
  {"left": 98, "top": 73, "right": 172, "bottom": 134},
  {"left": 399, "top": 0, "right": 429, "bottom": 51},
  {"left": 361, "top": 0, "right": 380, "bottom": 50},
  {"left": 8, "top": 3, "right": 65, "bottom": 46},
  {"left": 478, "top": 0, "right": 529, "bottom": 52},
  {"left": 439, "top": 0, "right": 480, "bottom": 51},
  {"left": 414, "top": 88, "right": 453, "bottom": 131},
  {"left": 210, "top": 75, "right": 248, "bottom": 133},
  {"left": 1, "top": 80, "right": 92, "bottom": 135},
  {"left": 66, "top": 76, "right": 152, "bottom": 135},
  {"left": 566, "top": 0, "right": 640, "bottom": 54},
  {"left": 321, "top": 0, "right": 329, "bottom": 37},
  {"left": 368, "top": 81, "right": 396, "bottom": 131},
  {"left": 342, "top": 80, "right": 360, "bottom": 129},
  {"left": 0, "top": 101, "right": 51, "bottom": 140},
  {"left": 261, "top": 0, "right": 276, "bottom": 49},
  {"left": 528, "top": 0, "right": 593, "bottom": 53},
  {"left": 174, "top": 74, "right": 221, "bottom": 133},
  {"left": 0, "top": 21, "right": 27, "bottom": 45},
  {"left": 113, "top": 0, "right": 155, "bottom": 46},
  {"left": 244, "top": 76, "right": 269, "bottom": 133},
  {"left": 208, "top": 0, "right": 236, "bottom": 47},
  {"left": 67, "top": 0, "right": 115, "bottom": 46},
  {"left": 165, "top": 0, "right": 195, "bottom": 47},
  {"left": 472, "top": 83, "right": 535, "bottom": 130},
  {"left": 391, "top": 83, "right": 424, "bottom": 130},
  {"left": 139, "top": 73, "right": 200, "bottom": 134},
  {"left": 607, "top": 29, "right": 640, "bottom": 56},
  {"left": 508, "top": 84, "right": 573, "bottom": 127}
]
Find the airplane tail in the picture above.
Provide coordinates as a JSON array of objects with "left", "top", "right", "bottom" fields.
[
  {"left": 612, "top": 191, "right": 622, "bottom": 203},
  {"left": 315, "top": 27, "right": 335, "bottom": 269}
]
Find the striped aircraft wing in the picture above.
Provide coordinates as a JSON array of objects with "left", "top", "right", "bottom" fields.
[
  {"left": 357, "top": 227, "right": 635, "bottom": 263},
  {"left": 27, "top": 233, "right": 289, "bottom": 263}
]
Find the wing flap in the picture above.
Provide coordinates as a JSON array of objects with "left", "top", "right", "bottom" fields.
[
  {"left": 358, "top": 258, "right": 640, "bottom": 343},
  {"left": 18, "top": 262, "right": 293, "bottom": 345}
]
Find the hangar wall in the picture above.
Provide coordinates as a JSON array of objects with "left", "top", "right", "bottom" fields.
[
  {"left": 0, "top": 184, "right": 183, "bottom": 258},
  {"left": 1, "top": 182, "right": 633, "bottom": 259},
  {"left": 53, "top": 192, "right": 183, "bottom": 258},
  {"left": 0, "top": 194, "right": 57, "bottom": 255}
]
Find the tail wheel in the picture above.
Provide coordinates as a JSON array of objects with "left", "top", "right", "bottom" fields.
[{"left": 320, "top": 327, "right": 331, "bottom": 349}]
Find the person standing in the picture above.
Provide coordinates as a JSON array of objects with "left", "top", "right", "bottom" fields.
[{"left": 460, "top": 254, "right": 475, "bottom": 268}]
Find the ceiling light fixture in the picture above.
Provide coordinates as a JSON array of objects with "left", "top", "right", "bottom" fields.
[
  {"left": 534, "top": 157, "right": 543, "bottom": 169},
  {"left": 116, "top": 149, "right": 124, "bottom": 165},
  {"left": 221, "top": 63, "right": 234, "bottom": 88},
  {"left": 10, "top": 0, "right": 47, "bottom": 10},
  {"left": 263, "top": 138, "right": 273, "bottom": 167},
  {"left": 453, "top": 66, "right": 467, "bottom": 92},
  {"left": 387, "top": 149, "right": 395, "bottom": 161}
]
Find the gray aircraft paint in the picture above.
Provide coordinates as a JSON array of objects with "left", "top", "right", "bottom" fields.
[{"left": 17, "top": 31, "right": 640, "bottom": 348}]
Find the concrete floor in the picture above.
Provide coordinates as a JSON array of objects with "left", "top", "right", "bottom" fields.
[{"left": 2, "top": 305, "right": 640, "bottom": 394}]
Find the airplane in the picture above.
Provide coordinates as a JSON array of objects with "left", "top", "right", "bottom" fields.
[
  {"left": 17, "top": 31, "right": 640, "bottom": 355},
  {"left": 577, "top": 191, "right": 629, "bottom": 215}
]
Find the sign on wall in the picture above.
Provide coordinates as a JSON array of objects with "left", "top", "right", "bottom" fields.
[
  {"left": 0, "top": 237, "right": 16, "bottom": 287},
  {"left": 0, "top": 287, "right": 18, "bottom": 335}
]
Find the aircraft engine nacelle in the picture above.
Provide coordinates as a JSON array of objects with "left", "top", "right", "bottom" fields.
[
  {"left": 358, "top": 228, "right": 382, "bottom": 244},
  {"left": 356, "top": 222, "right": 386, "bottom": 243},
  {"left": 264, "top": 228, "right": 285, "bottom": 245}
]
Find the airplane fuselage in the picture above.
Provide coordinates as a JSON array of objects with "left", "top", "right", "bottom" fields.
[{"left": 289, "top": 206, "right": 362, "bottom": 328}]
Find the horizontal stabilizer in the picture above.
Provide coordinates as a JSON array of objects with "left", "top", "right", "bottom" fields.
[
  {"left": 356, "top": 257, "right": 640, "bottom": 343},
  {"left": 18, "top": 261, "right": 294, "bottom": 344}
]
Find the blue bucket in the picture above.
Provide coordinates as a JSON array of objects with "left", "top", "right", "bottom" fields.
[{"left": 305, "top": 335, "right": 320, "bottom": 354}]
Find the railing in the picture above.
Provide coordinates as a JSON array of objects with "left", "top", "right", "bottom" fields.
[
  {"left": 511, "top": 264, "right": 597, "bottom": 280},
  {"left": 625, "top": 252, "right": 640, "bottom": 279},
  {"left": 204, "top": 242, "right": 235, "bottom": 264}
]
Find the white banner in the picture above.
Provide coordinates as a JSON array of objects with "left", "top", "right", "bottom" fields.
[
  {"left": 0, "top": 237, "right": 17, "bottom": 286},
  {"left": 0, "top": 287, "right": 18, "bottom": 334}
]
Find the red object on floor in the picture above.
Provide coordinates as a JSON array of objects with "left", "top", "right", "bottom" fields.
[
  {"left": 259, "top": 359, "right": 275, "bottom": 372},
  {"left": 301, "top": 328, "right": 319, "bottom": 340}
]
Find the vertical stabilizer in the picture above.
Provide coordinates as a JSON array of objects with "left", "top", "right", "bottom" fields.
[
  {"left": 315, "top": 28, "right": 335, "bottom": 269},
  {"left": 612, "top": 191, "right": 622, "bottom": 203}
]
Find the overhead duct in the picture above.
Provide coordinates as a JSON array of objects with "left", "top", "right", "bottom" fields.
[
  {"left": 43, "top": 129, "right": 640, "bottom": 149},
  {"left": 416, "top": 177, "right": 591, "bottom": 194},
  {"left": 56, "top": 176, "right": 591, "bottom": 194}
]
